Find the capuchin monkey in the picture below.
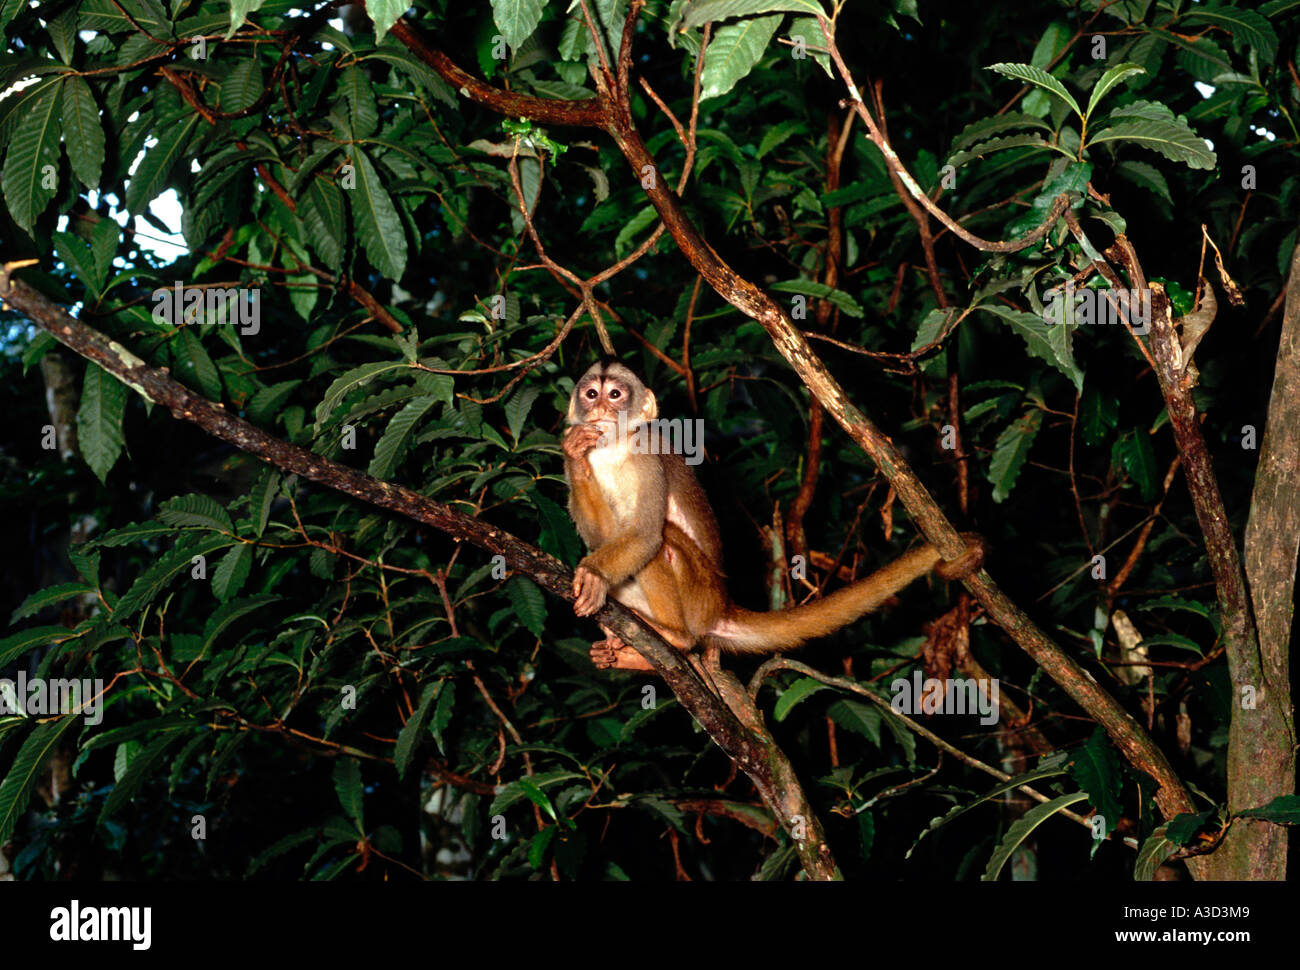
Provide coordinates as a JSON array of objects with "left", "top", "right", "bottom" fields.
[{"left": 562, "top": 359, "right": 984, "bottom": 671}]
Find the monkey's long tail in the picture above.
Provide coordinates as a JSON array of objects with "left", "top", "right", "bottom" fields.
[{"left": 709, "top": 545, "right": 943, "bottom": 653}]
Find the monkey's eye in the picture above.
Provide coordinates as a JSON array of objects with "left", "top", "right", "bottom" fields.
[
  {"left": 584, "top": 388, "right": 598, "bottom": 399},
  {"left": 609, "top": 389, "right": 621, "bottom": 400}
]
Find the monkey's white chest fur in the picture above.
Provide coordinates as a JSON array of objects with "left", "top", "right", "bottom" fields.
[{"left": 586, "top": 446, "right": 642, "bottom": 524}]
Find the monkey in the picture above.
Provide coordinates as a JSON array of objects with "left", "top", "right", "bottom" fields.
[{"left": 562, "top": 359, "right": 985, "bottom": 672}]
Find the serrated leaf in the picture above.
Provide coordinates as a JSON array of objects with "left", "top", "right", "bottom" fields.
[
  {"left": 773, "top": 677, "right": 828, "bottom": 721},
  {"left": 159, "top": 494, "right": 234, "bottom": 533},
  {"left": 333, "top": 758, "right": 364, "bottom": 829},
  {"left": 681, "top": 0, "right": 825, "bottom": 31},
  {"left": 769, "top": 278, "right": 863, "bottom": 317},
  {"left": 248, "top": 379, "right": 302, "bottom": 425},
  {"left": 700, "top": 14, "right": 782, "bottom": 101},
  {"left": 202, "top": 594, "right": 280, "bottom": 654},
  {"left": 9, "top": 583, "right": 93, "bottom": 624},
  {"left": 114, "top": 534, "right": 235, "bottom": 620},
  {"left": 756, "top": 119, "right": 806, "bottom": 159},
  {"left": 368, "top": 395, "right": 439, "bottom": 479},
  {"left": 175, "top": 328, "right": 223, "bottom": 400},
  {"left": 0, "top": 717, "right": 82, "bottom": 844},
  {"left": 303, "top": 174, "right": 345, "bottom": 270},
  {"left": 1088, "top": 118, "right": 1215, "bottom": 170},
  {"left": 61, "top": 76, "right": 105, "bottom": 190},
  {"left": 1085, "top": 63, "right": 1145, "bottom": 119},
  {"left": 212, "top": 544, "right": 253, "bottom": 601},
  {"left": 348, "top": 149, "right": 407, "bottom": 280},
  {"left": 1134, "top": 824, "right": 1179, "bottom": 880},
  {"left": 786, "top": 16, "right": 831, "bottom": 76},
  {"left": 125, "top": 114, "right": 201, "bottom": 213},
  {"left": 226, "top": 0, "right": 265, "bottom": 38},
  {"left": 982, "top": 792, "right": 1087, "bottom": 880},
  {"left": 1114, "top": 159, "right": 1171, "bottom": 205},
  {"left": 504, "top": 385, "right": 539, "bottom": 442},
  {"left": 490, "top": 0, "right": 545, "bottom": 50},
  {"left": 946, "top": 133, "right": 1053, "bottom": 169},
  {"left": 99, "top": 733, "right": 185, "bottom": 826},
  {"left": 826, "top": 698, "right": 882, "bottom": 747},
  {"left": 988, "top": 409, "right": 1042, "bottom": 503},
  {"left": 975, "top": 304, "right": 1083, "bottom": 391},
  {"left": 2, "top": 83, "right": 61, "bottom": 232},
  {"left": 506, "top": 575, "right": 546, "bottom": 637},
  {"left": 613, "top": 205, "right": 658, "bottom": 258},
  {"left": 1237, "top": 794, "right": 1300, "bottom": 825},
  {"left": 1185, "top": 7, "right": 1277, "bottom": 63},
  {"left": 988, "top": 62, "right": 1082, "bottom": 118},
  {"left": 396, "top": 679, "right": 444, "bottom": 778},
  {"left": 1117, "top": 430, "right": 1157, "bottom": 500},
  {"left": 488, "top": 770, "right": 582, "bottom": 815},
  {"left": 0, "top": 625, "right": 76, "bottom": 668},
  {"left": 315, "top": 360, "right": 408, "bottom": 427},
  {"left": 339, "top": 64, "right": 377, "bottom": 137},
  {"left": 906, "top": 757, "right": 1071, "bottom": 858},
  {"left": 76, "top": 363, "right": 127, "bottom": 483},
  {"left": 1068, "top": 728, "right": 1121, "bottom": 834},
  {"left": 950, "top": 113, "right": 1051, "bottom": 151}
]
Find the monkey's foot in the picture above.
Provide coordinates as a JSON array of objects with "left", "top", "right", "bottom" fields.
[{"left": 590, "top": 637, "right": 655, "bottom": 672}]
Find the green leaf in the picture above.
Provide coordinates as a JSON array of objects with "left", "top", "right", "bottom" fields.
[
  {"left": 52, "top": 231, "right": 102, "bottom": 297},
  {"left": 349, "top": 149, "right": 408, "bottom": 280},
  {"left": 613, "top": 206, "right": 658, "bottom": 258},
  {"left": 1068, "top": 728, "right": 1122, "bottom": 834},
  {"left": 950, "top": 113, "right": 1051, "bottom": 151},
  {"left": 61, "top": 76, "right": 105, "bottom": 189},
  {"left": 333, "top": 759, "right": 364, "bottom": 829},
  {"left": 490, "top": 0, "right": 545, "bottom": 50},
  {"left": 769, "top": 278, "right": 863, "bottom": 317},
  {"left": 988, "top": 409, "right": 1042, "bottom": 503},
  {"left": 1079, "top": 387, "right": 1118, "bottom": 446},
  {"left": 1237, "top": 795, "right": 1300, "bottom": 825},
  {"left": 1088, "top": 118, "right": 1215, "bottom": 170},
  {"left": 158, "top": 494, "right": 234, "bottom": 533},
  {"left": 700, "top": 14, "right": 783, "bottom": 101},
  {"left": 248, "top": 380, "right": 302, "bottom": 425},
  {"left": 99, "top": 732, "right": 185, "bottom": 826},
  {"left": 315, "top": 360, "right": 408, "bottom": 427},
  {"left": 1134, "top": 824, "right": 1179, "bottom": 880},
  {"left": 221, "top": 57, "right": 263, "bottom": 113},
  {"left": 76, "top": 363, "right": 127, "bottom": 483},
  {"left": 114, "top": 534, "right": 235, "bottom": 620},
  {"left": 982, "top": 792, "right": 1087, "bottom": 880},
  {"left": 125, "top": 114, "right": 201, "bottom": 214},
  {"left": 946, "top": 133, "right": 1054, "bottom": 169},
  {"left": 489, "top": 770, "right": 583, "bottom": 815},
  {"left": 303, "top": 174, "right": 345, "bottom": 271},
  {"left": 1116, "top": 430, "right": 1157, "bottom": 500},
  {"left": 1085, "top": 63, "right": 1145, "bottom": 119},
  {"left": 786, "top": 16, "right": 831, "bottom": 76},
  {"left": 773, "top": 677, "right": 828, "bottom": 721},
  {"left": 212, "top": 544, "right": 253, "bottom": 601},
  {"left": 504, "top": 385, "right": 539, "bottom": 442},
  {"left": 226, "top": 0, "right": 265, "bottom": 38},
  {"left": 339, "top": 65, "right": 377, "bottom": 138},
  {"left": 0, "top": 717, "right": 82, "bottom": 844},
  {"left": 10, "top": 583, "right": 93, "bottom": 624},
  {"left": 975, "top": 305, "right": 1083, "bottom": 391},
  {"left": 0, "top": 625, "right": 76, "bottom": 668},
  {"left": 906, "top": 755, "right": 1071, "bottom": 858},
  {"left": 681, "top": 0, "right": 825, "bottom": 31},
  {"left": 1185, "top": 7, "right": 1277, "bottom": 63},
  {"left": 368, "top": 395, "right": 439, "bottom": 479},
  {"left": 1114, "top": 159, "right": 1171, "bottom": 205},
  {"left": 396, "top": 680, "right": 444, "bottom": 778},
  {"left": 756, "top": 119, "right": 806, "bottom": 159},
  {"left": 2, "top": 83, "right": 61, "bottom": 232},
  {"left": 826, "top": 698, "right": 882, "bottom": 747},
  {"left": 987, "top": 62, "right": 1082, "bottom": 118},
  {"left": 429, "top": 679, "right": 454, "bottom": 754},
  {"left": 506, "top": 575, "right": 547, "bottom": 637},
  {"left": 175, "top": 328, "right": 223, "bottom": 400}
]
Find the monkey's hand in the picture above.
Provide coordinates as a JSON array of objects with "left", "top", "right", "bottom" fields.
[
  {"left": 573, "top": 564, "right": 610, "bottom": 616},
  {"left": 562, "top": 424, "right": 605, "bottom": 474},
  {"left": 934, "top": 533, "right": 987, "bottom": 580}
]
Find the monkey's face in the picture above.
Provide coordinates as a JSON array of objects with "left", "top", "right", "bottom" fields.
[{"left": 567, "top": 363, "right": 656, "bottom": 433}]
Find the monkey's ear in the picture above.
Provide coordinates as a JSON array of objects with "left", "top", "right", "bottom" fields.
[
  {"left": 566, "top": 388, "right": 582, "bottom": 425},
  {"left": 641, "top": 387, "right": 658, "bottom": 421}
]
